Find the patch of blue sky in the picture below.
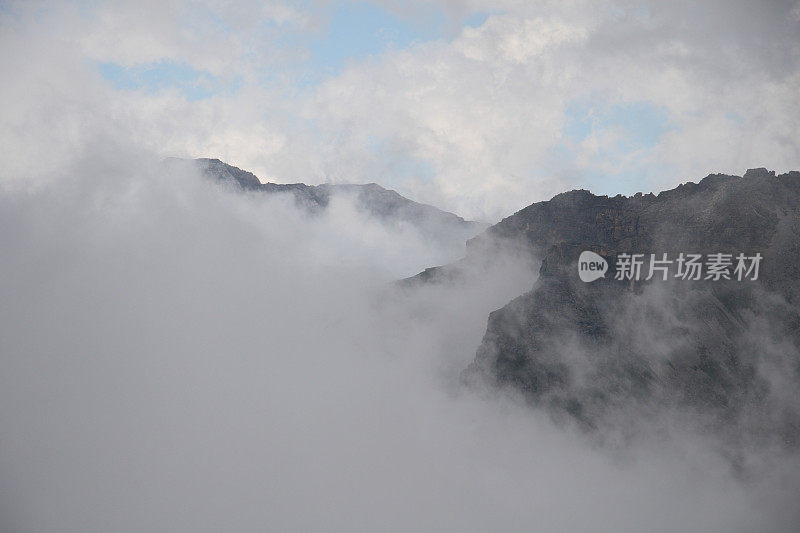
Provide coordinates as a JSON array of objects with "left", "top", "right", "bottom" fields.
[
  {"left": 544, "top": 145, "right": 671, "bottom": 198},
  {"left": 308, "top": 1, "right": 445, "bottom": 76},
  {"left": 96, "top": 60, "right": 240, "bottom": 101},
  {"left": 463, "top": 11, "right": 494, "bottom": 28},
  {"left": 0, "top": 0, "right": 20, "bottom": 19},
  {"left": 577, "top": 165, "right": 664, "bottom": 197},
  {"left": 277, "top": 2, "right": 500, "bottom": 88},
  {"left": 564, "top": 98, "right": 673, "bottom": 151},
  {"left": 556, "top": 97, "right": 677, "bottom": 195}
]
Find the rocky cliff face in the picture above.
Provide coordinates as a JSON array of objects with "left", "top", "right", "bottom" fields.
[{"left": 457, "top": 169, "right": 800, "bottom": 455}]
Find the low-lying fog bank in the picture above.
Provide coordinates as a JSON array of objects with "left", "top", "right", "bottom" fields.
[{"left": 1, "top": 153, "right": 798, "bottom": 532}]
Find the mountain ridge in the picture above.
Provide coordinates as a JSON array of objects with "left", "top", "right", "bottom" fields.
[
  {"left": 174, "top": 155, "right": 800, "bottom": 455},
  {"left": 190, "top": 157, "right": 487, "bottom": 235},
  {"left": 163, "top": 157, "right": 489, "bottom": 258},
  {"left": 447, "top": 167, "right": 800, "bottom": 456}
]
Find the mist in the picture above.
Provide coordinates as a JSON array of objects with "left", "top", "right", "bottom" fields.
[{"left": 0, "top": 150, "right": 797, "bottom": 532}]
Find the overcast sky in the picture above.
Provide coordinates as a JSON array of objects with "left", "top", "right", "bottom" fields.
[{"left": 1, "top": 0, "right": 799, "bottom": 219}]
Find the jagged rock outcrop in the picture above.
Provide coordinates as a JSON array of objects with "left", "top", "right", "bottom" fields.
[{"left": 457, "top": 169, "right": 800, "bottom": 452}]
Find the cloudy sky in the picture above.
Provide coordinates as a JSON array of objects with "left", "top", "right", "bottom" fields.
[
  {"left": 2, "top": 2, "right": 800, "bottom": 531},
  {"left": 1, "top": 0, "right": 799, "bottom": 219}
]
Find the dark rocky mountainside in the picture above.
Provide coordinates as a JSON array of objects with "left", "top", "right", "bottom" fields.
[
  {"left": 424, "top": 168, "right": 800, "bottom": 456},
  {"left": 188, "top": 158, "right": 487, "bottom": 244}
]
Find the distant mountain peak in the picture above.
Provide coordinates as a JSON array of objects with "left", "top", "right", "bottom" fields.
[
  {"left": 167, "top": 157, "right": 488, "bottom": 256},
  {"left": 196, "top": 157, "right": 263, "bottom": 189}
]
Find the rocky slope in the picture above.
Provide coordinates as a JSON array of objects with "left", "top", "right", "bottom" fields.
[
  {"left": 431, "top": 168, "right": 800, "bottom": 455},
  {"left": 189, "top": 158, "right": 487, "bottom": 246}
]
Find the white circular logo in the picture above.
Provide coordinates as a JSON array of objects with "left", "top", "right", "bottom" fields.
[{"left": 578, "top": 251, "right": 608, "bottom": 282}]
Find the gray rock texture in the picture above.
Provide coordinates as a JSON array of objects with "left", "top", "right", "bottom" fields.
[{"left": 457, "top": 169, "right": 800, "bottom": 452}]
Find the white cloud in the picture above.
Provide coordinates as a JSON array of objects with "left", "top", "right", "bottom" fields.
[
  {"left": 1, "top": 4, "right": 800, "bottom": 528},
  {"left": 0, "top": 0, "right": 797, "bottom": 219},
  {"left": 1, "top": 151, "right": 798, "bottom": 531}
]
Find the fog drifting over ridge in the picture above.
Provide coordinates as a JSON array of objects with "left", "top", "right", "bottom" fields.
[{"left": 0, "top": 151, "right": 798, "bottom": 532}]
